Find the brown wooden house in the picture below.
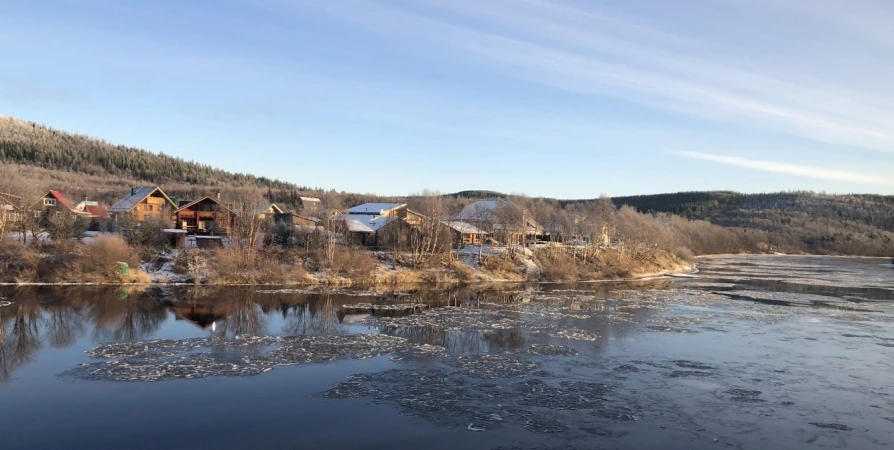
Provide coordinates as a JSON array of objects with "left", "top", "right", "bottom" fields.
[
  {"left": 109, "top": 186, "right": 177, "bottom": 223},
  {"left": 172, "top": 196, "right": 237, "bottom": 235},
  {"left": 442, "top": 220, "right": 488, "bottom": 246},
  {"left": 273, "top": 212, "right": 320, "bottom": 228},
  {"left": 255, "top": 203, "right": 283, "bottom": 221}
]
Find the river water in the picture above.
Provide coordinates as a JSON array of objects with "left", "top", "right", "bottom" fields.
[{"left": 1, "top": 255, "right": 892, "bottom": 449}]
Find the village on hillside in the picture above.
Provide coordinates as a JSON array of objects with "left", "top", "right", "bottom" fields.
[
  {"left": 3, "top": 184, "right": 697, "bottom": 286},
  {"left": 0, "top": 185, "right": 602, "bottom": 250}
]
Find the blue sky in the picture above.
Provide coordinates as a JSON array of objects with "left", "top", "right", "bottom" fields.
[{"left": 3, "top": 0, "right": 893, "bottom": 198}]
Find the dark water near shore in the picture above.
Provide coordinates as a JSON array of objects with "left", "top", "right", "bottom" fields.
[{"left": 1, "top": 255, "right": 893, "bottom": 449}]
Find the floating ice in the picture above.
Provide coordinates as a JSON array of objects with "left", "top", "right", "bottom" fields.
[
  {"left": 527, "top": 343, "right": 579, "bottom": 357},
  {"left": 68, "top": 334, "right": 440, "bottom": 382}
]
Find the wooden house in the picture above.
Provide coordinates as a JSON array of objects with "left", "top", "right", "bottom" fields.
[
  {"left": 0, "top": 192, "right": 23, "bottom": 229},
  {"left": 441, "top": 220, "right": 488, "bottom": 246},
  {"left": 334, "top": 203, "right": 427, "bottom": 247},
  {"left": 273, "top": 212, "right": 320, "bottom": 228},
  {"left": 453, "top": 200, "right": 542, "bottom": 245},
  {"left": 172, "top": 196, "right": 237, "bottom": 235},
  {"left": 34, "top": 190, "right": 81, "bottom": 219},
  {"left": 73, "top": 200, "right": 111, "bottom": 219},
  {"left": 255, "top": 203, "right": 283, "bottom": 221},
  {"left": 298, "top": 196, "right": 322, "bottom": 212},
  {"left": 109, "top": 187, "right": 177, "bottom": 222}
]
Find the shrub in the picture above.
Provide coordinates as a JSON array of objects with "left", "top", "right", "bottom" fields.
[
  {"left": 535, "top": 249, "right": 583, "bottom": 281},
  {"left": 479, "top": 254, "right": 524, "bottom": 281},
  {"left": 208, "top": 247, "right": 313, "bottom": 285},
  {"left": 79, "top": 235, "right": 142, "bottom": 282},
  {"left": 448, "top": 259, "right": 478, "bottom": 283},
  {"left": 0, "top": 241, "right": 40, "bottom": 282},
  {"left": 327, "top": 245, "right": 377, "bottom": 281}
]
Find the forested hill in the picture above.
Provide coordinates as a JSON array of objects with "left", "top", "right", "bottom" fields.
[
  {"left": 0, "top": 116, "right": 301, "bottom": 190},
  {"left": 606, "top": 191, "right": 894, "bottom": 255}
]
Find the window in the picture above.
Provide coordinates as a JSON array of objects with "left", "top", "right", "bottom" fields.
[
  {"left": 54, "top": 211, "right": 62, "bottom": 218},
  {"left": 43, "top": 198, "right": 56, "bottom": 206},
  {"left": 33, "top": 211, "right": 41, "bottom": 218},
  {"left": 144, "top": 204, "right": 153, "bottom": 211}
]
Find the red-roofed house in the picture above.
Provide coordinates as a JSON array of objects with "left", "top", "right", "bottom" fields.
[
  {"left": 34, "top": 190, "right": 82, "bottom": 219},
  {"left": 34, "top": 191, "right": 112, "bottom": 230},
  {"left": 74, "top": 200, "right": 111, "bottom": 219}
]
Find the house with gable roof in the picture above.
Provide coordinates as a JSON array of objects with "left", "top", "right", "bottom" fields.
[{"left": 109, "top": 186, "right": 177, "bottom": 223}]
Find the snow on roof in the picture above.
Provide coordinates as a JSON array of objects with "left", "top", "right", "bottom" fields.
[
  {"left": 346, "top": 203, "right": 406, "bottom": 215},
  {"left": 299, "top": 197, "right": 321, "bottom": 203},
  {"left": 441, "top": 220, "right": 487, "bottom": 235},
  {"left": 339, "top": 214, "right": 398, "bottom": 233},
  {"left": 110, "top": 187, "right": 174, "bottom": 212}
]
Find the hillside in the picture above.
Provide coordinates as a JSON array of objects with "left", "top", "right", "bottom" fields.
[
  {"left": 605, "top": 191, "right": 894, "bottom": 255},
  {"left": 0, "top": 116, "right": 303, "bottom": 191},
  {"left": 3, "top": 116, "right": 892, "bottom": 256}
]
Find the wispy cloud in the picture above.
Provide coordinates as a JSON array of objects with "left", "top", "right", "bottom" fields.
[
  {"left": 268, "top": 0, "right": 894, "bottom": 153},
  {"left": 673, "top": 151, "right": 892, "bottom": 186}
]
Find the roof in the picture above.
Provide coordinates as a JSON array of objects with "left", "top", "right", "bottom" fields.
[
  {"left": 85, "top": 205, "right": 110, "bottom": 218},
  {"left": 109, "top": 187, "right": 175, "bottom": 212},
  {"left": 441, "top": 220, "right": 487, "bottom": 235},
  {"left": 346, "top": 203, "right": 406, "bottom": 215},
  {"left": 337, "top": 214, "right": 399, "bottom": 233},
  {"left": 454, "top": 200, "right": 542, "bottom": 232},
  {"left": 46, "top": 190, "right": 77, "bottom": 212},
  {"left": 174, "top": 196, "right": 233, "bottom": 214},
  {"left": 454, "top": 200, "right": 510, "bottom": 221},
  {"left": 254, "top": 203, "right": 283, "bottom": 215},
  {"left": 299, "top": 197, "right": 321, "bottom": 203}
]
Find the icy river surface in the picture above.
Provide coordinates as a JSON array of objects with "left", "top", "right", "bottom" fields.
[{"left": 1, "top": 255, "right": 893, "bottom": 449}]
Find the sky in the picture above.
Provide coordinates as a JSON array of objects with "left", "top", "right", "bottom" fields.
[{"left": 2, "top": 0, "right": 893, "bottom": 198}]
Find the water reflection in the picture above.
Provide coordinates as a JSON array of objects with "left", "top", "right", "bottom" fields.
[
  {"left": 0, "top": 279, "right": 680, "bottom": 385},
  {"left": 283, "top": 296, "right": 346, "bottom": 336}
]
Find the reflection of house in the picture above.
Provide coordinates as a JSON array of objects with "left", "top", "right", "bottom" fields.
[
  {"left": 298, "top": 196, "right": 322, "bottom": 212},
  {"left": 171, "top": 304, "right": 226, "bottom": 329},
  {"left": 109, "top": 186, "right": 176, "bottom": 222},
  {"left": 453, "top": 200, "right": 543, "bottom": 244},
  {"left": 333, "top": 203, "right": 425, "bottom": 247},
  {"left": 255, "top": 203, "right": 283, "bottom": 221},
  {"left": 441, "top": 220, "right": 487, "bottom": 245},
  {"left": 172, "top": 196, "right": 237, "bottom": 235}
]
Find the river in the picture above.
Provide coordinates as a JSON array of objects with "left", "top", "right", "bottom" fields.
[{"left": 1, "top": 255, "right": 892, "bottom": 449}]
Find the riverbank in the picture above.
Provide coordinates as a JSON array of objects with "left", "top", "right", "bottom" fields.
[{"left": 0, "top": 239, "right": 692, "bottom": 287}]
